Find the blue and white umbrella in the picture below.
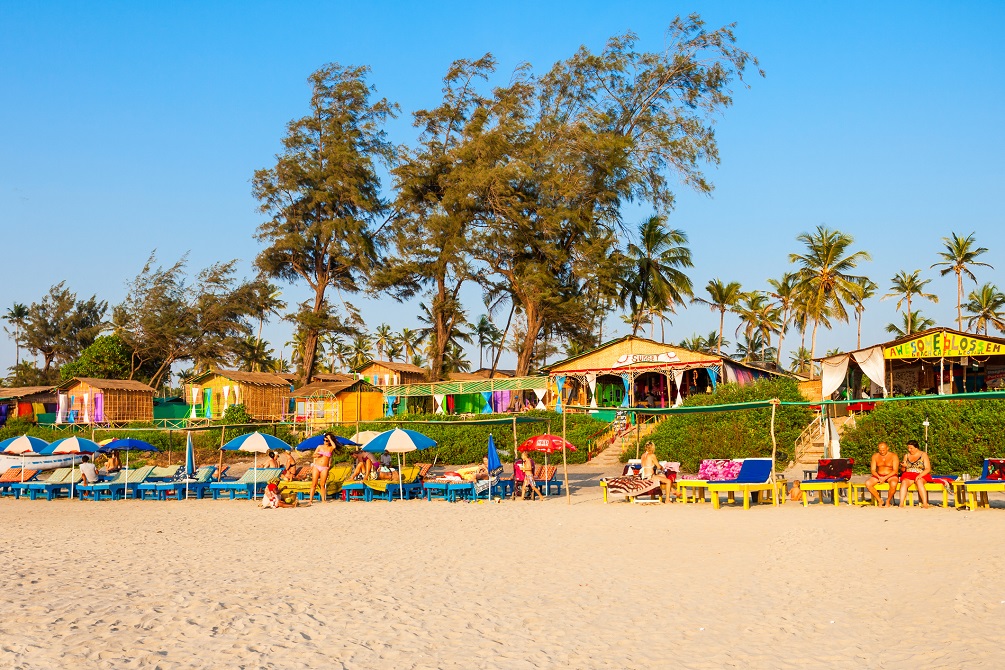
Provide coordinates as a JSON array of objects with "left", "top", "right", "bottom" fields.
[
  {"left": 362, "top": 429, "right": 436, "bottom": 500},
  {"left": 487, "top": 433, "right": 503, "bottom": 499},
  {"left": 295, "top": 434, "right": 358, "bottom": 452},
  {"left": 0, "top": 435, "right": 49, "bottom": 483},
  {"left": 99, "top": 438, "right": 159, "bottom": 500},
  {"left": 49, "top": 437, "right": 101, "bottom": 499},
  {"left": 221, "top": 432, "right": 291, "bottom": 500}
]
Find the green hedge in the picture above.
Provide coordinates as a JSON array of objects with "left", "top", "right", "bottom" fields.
[
  {"left": 0, "top": 411, "right": 605, "bottom": 467},
  {"left": 633, "top": 378, "right": 813, "bottom": 472},
  {"left": 839, "top": 399, "right": 1005, "bottom": 475}
]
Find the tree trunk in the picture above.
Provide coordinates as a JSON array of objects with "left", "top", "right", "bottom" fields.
[
  {"left": 857, "top": 311, "right": 862, "bottom": 349},
  {"left": 516, "top": 305, "right": 544, "bottom": 377},
  {"left": 300, "top": 285, "right": 326, "bottom": 385},
  {"left": 956, "top": 271, "right": 963, "bottom": 331},
  {"left": 717, "top": 309, "right": 725, "bottom": 354},
  {"left": 906, "top": 292, "right": 912, "bottom": 335},
  {"left": 429, "top": 282, "right": 450, "bottom": 382},
  {"left": 809, "top": 317, "right": 820, "bottom": 380},
  {"left": 776, "top": 307, "right": 787, "bottom": 367},
  {"left": 489, "top": 301, "right": 515, "bottom": 377}
]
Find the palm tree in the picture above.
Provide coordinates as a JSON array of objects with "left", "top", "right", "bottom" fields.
[
  {"left": 619, "top": 216, "right": 694, "bottom": 337},
  {"left": 767, "top": 273, "right": 798, "bottom": 368},
  {"left": 443, "top": 342, "right": 471, "bottom": 374},
  {"left": 789, "top": 226, "right": 871, "bottom": 378},
  {"left": 386, "top": 340, "right": 403, "bottom": 362},
  {"left": 374, "top": 323, "right": 393, "bottom": 360},
  {"left": 692, "top": 279, "right": 743, "bottom": 354},
  {"left": 475, "top": 315, "right": 500, "bottom": 369},
  {"left": 881, "top": 270, "right": 938, "bottom": 337},
  {"left": 398, "top": 327, "right": 420, "bottom": 362},
  {"left": 2, "top": 303, "right": 28, "bottom": 366},
  {"left": 349, "top": 333, "right": 373, "bottom": 369},
  {"left": 964, "top": 283, "right": 1005, "bottom": 335},
  {"left": 885, "top": 310, "right": 936, "bottom": 338},
  {"left": 789, "top": 346, "right": 814, "bottom": 376},
  {"left": 851, "top": 278, "right": 878, "bottom": 349},
  {"left": 236, "top": 336, "right": 274, "bottom": 372},
  {"left": 932, "top": 233, "right": 993, "bottom": 331},
  {"left": 251, "top": 284, "right": 285, "bottom": 348}
]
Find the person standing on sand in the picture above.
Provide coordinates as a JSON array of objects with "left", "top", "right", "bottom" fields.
[
  {"left": 520, "top": 453, "right": 543, "bottom": 500},
  {"left": 865, "top": 442, "right": 900, "bottom": 507},
  {"left": 308, "top": 434, "right": 336, "bottom": 502}
]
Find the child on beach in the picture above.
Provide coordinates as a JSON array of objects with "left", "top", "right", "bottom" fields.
[
  {"left": 260, "top": 480, "right": 297, "bottom": 508},
  {"left": 789, "top": 480, "right": 802, "bottom": 503}
]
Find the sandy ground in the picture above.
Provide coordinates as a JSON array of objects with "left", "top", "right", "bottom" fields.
[{"left": 1, "top": 465, "right": 1003, "bottom": 669}]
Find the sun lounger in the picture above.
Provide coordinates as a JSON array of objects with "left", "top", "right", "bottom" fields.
[
  {"left": 533, "top": 465, "right": 563, "bottom": 495},
  {"left": 209, "top": 468, "right": 283, "bottom": 500},
  {"left": 137, "top": 466, "right": 219, "bottom": 500},
  {"left": 962, "top": 459, "right": 1005, "bottom": 510},
  {"left": 0, "top": 468, "right": 38, "bottom": 496},
  {"left": 366, "top": 466, "right": 423, "bottom": 501},
  {"left": 19, "top": 468, "right": 83, "bottom": 500},
  {"left": 77, "top": 466, "right": 155, "bottom": 501},
  {"left": 600, "top": 476, "right": 661, "bottom": 503},
  {"left": 707, "top": 458, "right": 782, "bottom": 509},
  {"left": 799, "top": 458, "right": 854, "bottom": 506},
  {"left": 676, "top": 459, "right": 742, "bottom": 503},
  {"left": 280, "top": 463, "right": 352, "bottom": 502}
]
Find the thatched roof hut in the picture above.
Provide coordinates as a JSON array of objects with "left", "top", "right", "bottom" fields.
[
  {"left": 186, "top": 369, "right": 292, "bottom": 421},
  {"left": 56, "top": 378, "right": 155, "bottom": 425},
  {"left": 355, "top": 360, "right": 427, "bottom": 386}
]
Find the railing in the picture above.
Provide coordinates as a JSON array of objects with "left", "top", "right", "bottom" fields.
[{"left": 794, "top": 414, "right": 824, "bottom": 462}]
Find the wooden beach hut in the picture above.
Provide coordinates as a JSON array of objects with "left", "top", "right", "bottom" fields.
[
  {"left": 0, "top": 386, "right": 58, "bottom": 425},
  {"left": 291, "top": 379, "right": 384, "bottom": 429},
  {"left": 355, "top": 360, "right": 427, "bottom": 386},
  {"left": 55, "top": 378, "right": 155, "bottom": 425},
  {"left": 186, "top": 369, "right": 292, "bottom": 421}
]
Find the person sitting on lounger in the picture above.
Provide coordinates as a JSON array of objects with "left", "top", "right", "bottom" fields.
[
  {"left": 105, "top": 451, "right": 122, "bottom": 474},
  {"left": 350, "top": 449, "right": 378, "bottom": 481},
  {"left": 641, "top": 442, "right": 674, "bottom": 501},
  {"left": 265, "top": 450, "right": 281, "bottom": 469},
  {"left": 308, "top": 434, "right": 337, "bottom": 502},
  {"left": 865, "top": 442, "right": 900, "bottom": 507},
  {"left": 79, "top": 455, "right": 100, "bottom": 485},
  {"left": 280, "top": 450, "right": 297, "bottom": 480},
  {"left": 520, "top": 453, "right": 542, "bottom": 500},
  {"left": 898, "top": 440, "right": 932, "bottom": 508}
]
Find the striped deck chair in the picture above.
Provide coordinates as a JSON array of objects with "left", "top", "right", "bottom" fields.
[
  {"left": 415, "top": 463, "right": 433, "bottom": 480},
  {"left": 533, "top": 464, "right": 562, "bottom": 495},
  {"left": 24, "top": 468, "right": 83, "bottom": 501},
  {"left": 78, "top": 466, "right": 155, "bottom": 501},
  {"left": 209, "top": 468, "right": 283, "bottom": 500},
  {"left": 11, "top": 467, "right": 69, "bottom": 499},
  {"left": 0, "top": 468, "right": 39, "bottom": 496}
]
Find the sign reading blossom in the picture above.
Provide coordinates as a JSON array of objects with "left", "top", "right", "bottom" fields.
[{"left": 884, "top": 332, "right": 1004, "bottom": 360}]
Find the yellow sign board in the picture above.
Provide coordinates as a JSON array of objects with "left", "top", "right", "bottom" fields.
[{"left": 884, "top": 332, "right": 1004, "bottom": 359}]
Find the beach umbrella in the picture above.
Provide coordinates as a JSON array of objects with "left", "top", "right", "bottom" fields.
[
  {"left": 220, "top": 432, "right": 291, "bottom": 500},
  {"left": 183, "top": 432, "right": 196, "bottom": 499},
  {"left": 362, "top": 428, "right": 437, "bottom": 500},
  {"left": 49, "top": 436, "right": 101, "bottom": 499},
  {"left": 0, "top": 435, "right": 49, "bottom": 483},
  {"left": 99, "top": 438, "right": 159, "bottom": 500},
  {"left": 350, "top": 430, "right": 381, "bottom": 446},
  {"left": 517, "top": 434, "right": 577, "bottom": 497},
  {"left": 295, "top": 434, "right": 359, "bottom": 451},
  {"left": 486, "top": 433, "right": 503, "bottom": 500}
]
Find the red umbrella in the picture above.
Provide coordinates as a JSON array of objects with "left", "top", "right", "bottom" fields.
[
  {"left": 517, "top": 434, "right": 577, "bottom": 454},
  {"left": 516, "top": 435, "right": 576, "bottom": 497}
]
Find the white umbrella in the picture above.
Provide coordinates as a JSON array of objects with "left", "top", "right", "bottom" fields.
[
  {"left": 362, "top": 429, "right": 437, "bottom": 500},
  {"left": 220, "top": 432, "right": 291, "bottom": 500},
  {"left": 350, "top": 430, "right": 381, "bottom": 446}
]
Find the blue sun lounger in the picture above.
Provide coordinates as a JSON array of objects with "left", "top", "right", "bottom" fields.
[
  {"left": 706, "top": 458, "right": 781, "bottom": 509},
  {"left": 137, "top": 466, "right": 218, "bottom": 500}
]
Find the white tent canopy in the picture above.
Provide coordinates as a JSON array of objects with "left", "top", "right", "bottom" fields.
[{"left": 820, "top": 345, "right": 888, "bottom": 399}]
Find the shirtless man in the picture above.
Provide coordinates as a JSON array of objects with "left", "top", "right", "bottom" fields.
[{"left": 865, "top": 442, "right": 900, "bottom": 507}]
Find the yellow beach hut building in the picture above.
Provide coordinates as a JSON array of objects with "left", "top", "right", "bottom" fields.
[
  {"left": 291, "top": 379, "right": 384, "bottom": 430},
  {"left": 185, "top": 369, "right": 292, "bottom": 421}
]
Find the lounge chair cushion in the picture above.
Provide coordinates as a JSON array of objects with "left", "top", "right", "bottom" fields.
[
  {"left": 709, "top": 458, "right": 772, "bottom": 484},
  {"left": 678, "top": 459, "right": 741, "bottom": 481},
  {"left": 816, "top": 458, "right": 854, "bottom": 481},
  {"left": 602, "top": 477, "right": 661, "bottom": 500},
  {"left": 986, "top": 459, "right": 1005, "bottom": 480}
]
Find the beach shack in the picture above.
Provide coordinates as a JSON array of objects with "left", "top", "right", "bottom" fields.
[
  {"left": 355, "top": 360, "right": 428, "bottom": 386},
  {"left": 0, "top": 386, "right": 58, "bottom": 426},
  {"left": 55, "top": 378, "right": 155, "bottom": 425},
  {"left": 291, "top": 379, "right": 383, "bottom": 428},
  {"left": 542, "top": 335, "right": 784, "bottom": 419},
  {"left": 814, "top": 327, "right": 1005, "bottom": 400},
  {"left": 185, "top": 369, "right": 292, "bottom": 421}
]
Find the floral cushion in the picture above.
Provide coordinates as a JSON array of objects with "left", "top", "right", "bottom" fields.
[
  {"left": 816, "top": 458, "right": 854, "bottom": 481},
  {"left": 698, "top": 459, "right": 742, "bottom": 481},
  {"left": 987, "top": 459, "right": 1005, "bottom": 481}
]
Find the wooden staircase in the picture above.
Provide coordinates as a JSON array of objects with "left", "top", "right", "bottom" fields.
[
  {"left": 794, "top": 415, "right": 856, "bottom": 466},
  {"left": 590, "top": 416, "right": 663, "bottom": 467}
]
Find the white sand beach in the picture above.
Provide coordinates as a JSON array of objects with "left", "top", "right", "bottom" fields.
[{"left": 1, "top": 465, "right": 1003, "bottom": 669}]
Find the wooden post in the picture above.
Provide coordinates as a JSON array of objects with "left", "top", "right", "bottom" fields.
[
  {"left": 511, "top": 416, "right": 518, "bottom": 464},
  {"left": 769, "top": 398, "right": 779, "bottom": 507},
  {"left": 562, "top": 408, "right": 570, "bottom": 505},
  {"left": 217, "top": 424, "right": 226, "bottom": 481}
]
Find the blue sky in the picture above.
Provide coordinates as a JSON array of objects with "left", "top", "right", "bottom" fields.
[{"left": 2, "top": 1, "right": 1003, "bottom": 376}]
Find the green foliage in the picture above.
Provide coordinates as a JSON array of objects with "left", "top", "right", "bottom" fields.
[
  {"left": 840, "top": 399, "right": 1005, "bottom": 475},
  {"left": 21, "top": 282, "right": 106, "bottom": 374},
  {"left": 221, "top": 404, "right": 253, "bottom": 426},
  {"left": 638, "top": 378, "right": 812, "bottom": 471},
  {"left": 60, "top": 334, "right": 146, "bottom": 381}
]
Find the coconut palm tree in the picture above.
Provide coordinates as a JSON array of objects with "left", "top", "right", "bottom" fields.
[
  {"left": 789, "top": 346, "right": 814, "bottom": 377},
  {"left": 964, "top": 283, "right": 1005, "bottom": 335},
  {"left": 443, "top": 342, "right": 471, "bottom": 374},
  {"left": 881, "top": 270, "right": 938, "bottom": 337},
  {"left": 236, "top": 336, "right": 274, "bottom": 373},
  {"left": 885, "top": 310, "right": 936, "bottom": 338},
  {"left": 397, "top": 327, "right": 420, "bottom": 362},
  {"left": 851, "top": 278, "right": 878, "bottom": 349},
  {"left": 619, "top": 216, "right": 694, "bottom": 337},
  {"left": 692, "top": 279, "right": 743, "bottom": 354},
  {"left": 251, "top": 284, "right": 285, "bottom": 348},
  {"left": 475, "top": 315, "right": 500, "bottom": 369},
  {"left": 789, "top": 226, "right": 871, "bottom": 378},
  {"left": 767, "top": 273, "right": 798, "bottom": 368},
  {"left": 349, "top": 333, "right": 373, "bottom": 369},
  {"left": 2, "top": 303, "right": 28, "bottom": 367},
  {"left": 386, "top": 340, "right": 403, "bottom": 362},
  {"left": 932, "top": 233, "right": 993, "bottom": 331},
  {"left": 374, "top": 323, "right": 393, "bottom": 360}
]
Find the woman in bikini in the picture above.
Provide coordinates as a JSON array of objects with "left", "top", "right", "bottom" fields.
[
  {"left": 279, "top": 449, "right": 298, "bottom": 480},
  {"left": 898, "top": 439, "right": 932, "bottom": 508},
  {"left": 640, "top": 441, "right": 674, "bottom": 502},
  {"left": 308, "top": 433, "right": 337, "bottom": 502}
]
